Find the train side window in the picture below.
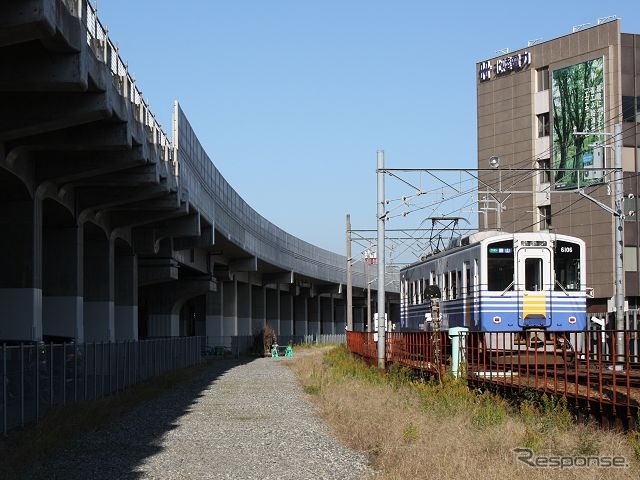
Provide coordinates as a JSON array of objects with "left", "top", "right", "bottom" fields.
[
  {"left": 451, "top": 271, "right": 457, "bottom": 299},
  {"left": 444, "top": 273, "right": 450, "bottom": 300},
  {"left": 554, "top": 241, "right": 580, "bottom": 291},
  {"left": 525, "top": 258, "right": 543, "bottom": 291},
  {"left": 487, "top": 241, "right": 514, "bottom": 291},
  {"left": 473, "top": 259, "right": 478, "bottom": 290},
  {"left": 464, "top": 262, "right": 471, "bottom": 295},
  {"left": 458, "top": 270, "right": 462, "bottom": 297}
]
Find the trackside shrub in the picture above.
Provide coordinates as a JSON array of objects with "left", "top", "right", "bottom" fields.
[
  {"left": 323, "top": 346, "right": 383, "bottom": 385},
  {"left": 471, "top": 392, "right": 507, "bottom": 430},
  {"left": 402, "top": 422, "right": 419, "bottom": 443}
]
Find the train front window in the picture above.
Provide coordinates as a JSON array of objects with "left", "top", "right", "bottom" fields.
[
  {"left": 555, "top": 241, "right": 580, "bottom": 291},
  {"left": 525, "top": 258, "right": 543, "bottom": 291},
  {"left": 487, "top": 240, "right": 514, "bottom": 291}
]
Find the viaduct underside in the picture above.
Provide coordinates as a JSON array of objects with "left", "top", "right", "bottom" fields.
[{"left": 0, "top": 0, "right": 397, "bottom": 345}]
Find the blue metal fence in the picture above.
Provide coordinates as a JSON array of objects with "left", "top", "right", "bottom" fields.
[{"left": 1, "top": 336, "right": 203, "bottom": 434}]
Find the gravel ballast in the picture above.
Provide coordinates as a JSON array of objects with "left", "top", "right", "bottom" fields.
[{"left": 24, "top": 356, "right": 373, "bottom": 480}]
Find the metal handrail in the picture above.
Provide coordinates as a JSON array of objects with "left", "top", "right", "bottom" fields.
[{"left": 60, "top": 0, "right": 174, "bottom": 165}]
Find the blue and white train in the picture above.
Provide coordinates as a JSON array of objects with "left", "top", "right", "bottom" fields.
[{"left": 399, "top": 231, "right": 587, "bottom": 343}]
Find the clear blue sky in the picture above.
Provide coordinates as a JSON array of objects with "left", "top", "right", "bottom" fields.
[{"left": 98, "top": 1, "right": 639, "bottom": 256}]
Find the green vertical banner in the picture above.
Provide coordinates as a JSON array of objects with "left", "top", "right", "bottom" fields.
[{"left": 552, "top": 57, "right": 605, "bottom": 189}]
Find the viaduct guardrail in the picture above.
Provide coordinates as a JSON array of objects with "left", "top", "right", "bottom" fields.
[{"left": 56, "top": 0, "right": 398, "bottom": 290}]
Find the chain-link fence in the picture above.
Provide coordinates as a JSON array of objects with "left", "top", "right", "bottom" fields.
[{"left": 1, "top": 336, "right": 202, "bottom": 434}]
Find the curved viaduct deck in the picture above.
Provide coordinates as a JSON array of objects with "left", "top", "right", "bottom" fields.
[{"left": 0, "top": 0, "right": 398, "bottom": 344}]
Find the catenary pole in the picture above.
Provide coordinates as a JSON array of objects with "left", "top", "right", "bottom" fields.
[
  {"left": 377, "top": 150, "right": 386, "bottom": 369},
  {"left": 614, "top": 123, "right": 625, "bottom": 363},
  {"left": 346, "top": 213, "right": 353, "bottom": 331},
  {"left": 366, "top": 262, "right": 372, "bottom": 332}
]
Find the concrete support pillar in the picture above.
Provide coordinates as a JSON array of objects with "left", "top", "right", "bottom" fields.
[
  {"left": 308, "top": 296, "right": 321, "bottom": 335},
  {"left": 114, "top": 252, "right": 138, "bottom": 341},
  {"left": 320, "top": 295, "right": 335, "bottom": 334},
  {"left": 354, "top": 306, "right": 364, "bottom": 332},
  {"left": 0, "top": 198, "right": 42, "bottom": 341},
  {"left": 251, "top": 285, "right": 266, "bottom": 334},
  {"left": 280, "top": 290, "right": 293, "bottom": 335},
  {"left": 294, "top": 294, "right": 308, "bottom": 335},
  {"left": 237, "top": 281, "right": 251, "bottom": 335},
  {"left": 222, "top": 278, "right": 238, "bottom": 336},
  {"left": 265, "top": 286, "right": 278, "bottom": 333},
  {"left": 335, "top": 299, "right": 345, "bottom": 334},
  {"left": 276, "top": 283, "right": 281, "bottom": 335},
  {"left": 206, "top": 288, "right": 223, "bottom": 340},
  {"left": 42, "top": 225, "right": 83, "bottom": 341},
  {"left": 329, "top": 295, "right": 336, "bottom": 334},
  {"left": 83, "top": 231, "right": 114, "bottom": 342},
  {"left": 319, "top": 296, "right": 330, "bottom": 334}
]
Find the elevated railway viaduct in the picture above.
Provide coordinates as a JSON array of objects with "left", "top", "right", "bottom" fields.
[{"left": 0, "top": 0, "right": 398, "bottom": 344}]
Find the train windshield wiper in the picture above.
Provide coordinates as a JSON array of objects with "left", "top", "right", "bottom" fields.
[
  {"left": 500, "top": 281, "right": 514, "bottom": 296},
  {"left": 555, "top": 279, "right": 570, "bottom": 296}
]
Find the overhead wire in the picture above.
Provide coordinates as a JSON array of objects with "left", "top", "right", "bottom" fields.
[{"left": 379, "top": 98, "right": 638, "bottom": 261}]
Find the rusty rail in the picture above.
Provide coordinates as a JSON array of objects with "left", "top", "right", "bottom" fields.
[{"left": 347, "top": 329, "right": 640, "bottom": 427}]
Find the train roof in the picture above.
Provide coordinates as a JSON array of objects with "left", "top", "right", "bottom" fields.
[{"left": 401, "top": 230, "right": 585, "bottom": 273}]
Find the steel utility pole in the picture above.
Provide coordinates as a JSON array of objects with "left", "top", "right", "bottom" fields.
[
  {"left": 366, "top": 264, "right": 372, "bottom": 332},
  {"left": 614, "top": 123, "right": 625, "bottom": 363},
  {"left": 346, "top": 213, "right": 353, "bottom": 331},
  {"left": 376, "top": 150, "right": 386, "bottom": 369},
  {"left": 574, "top": 124, "right": 625, "bottom": 365}
]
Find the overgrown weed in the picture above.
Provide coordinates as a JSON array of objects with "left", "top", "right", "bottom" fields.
[{"left": 289, "top": 346, "right": 640, "bottom": 479}]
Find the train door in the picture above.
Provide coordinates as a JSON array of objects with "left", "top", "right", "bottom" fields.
[{"left": 516, "top": 247, "right": 551, "bottom": 328}]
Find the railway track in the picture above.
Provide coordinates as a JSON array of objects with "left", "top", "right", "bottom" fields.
[{"left": 347, "top": 331, "right": 640, "bottom": 428}]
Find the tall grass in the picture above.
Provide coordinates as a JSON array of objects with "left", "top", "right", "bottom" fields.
[{"left": 290, "top": 346, "right": 639, "bottom": 480}]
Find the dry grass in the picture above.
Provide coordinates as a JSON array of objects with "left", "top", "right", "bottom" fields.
[{"left": 289, "top": 346, "right": 640, "bottom": 480}]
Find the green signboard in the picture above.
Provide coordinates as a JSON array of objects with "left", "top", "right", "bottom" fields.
[{"left": 551, "top": 57, "right": 605, "bottom": 189}]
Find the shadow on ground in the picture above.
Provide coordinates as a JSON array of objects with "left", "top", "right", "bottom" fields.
[{"left": 7, "top": 356, "right": 255, "bottom": 480}]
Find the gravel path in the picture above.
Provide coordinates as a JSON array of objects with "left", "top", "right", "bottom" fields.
[{"left": 23, "top": 356, "right": 373, "bottom": 480}]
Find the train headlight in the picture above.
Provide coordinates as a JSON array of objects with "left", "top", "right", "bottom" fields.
[
  {"left": 568, "top": 316, "right": 577, "bottom": 325},
  {"left": 493, "top": 316, "right": 502, "bottom": 324}
]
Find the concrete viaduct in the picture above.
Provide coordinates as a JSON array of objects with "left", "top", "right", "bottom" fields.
[{"left": 0, "top": 0, "right": 398, "bottom": 345}]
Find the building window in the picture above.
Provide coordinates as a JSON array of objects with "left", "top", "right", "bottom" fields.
[
  {"left": 538, "top": 206, "right": 551, "bottom": 230},
  {"left": 624, "top": 247, "right": 638, "bottom": 272},
  {"left": 536, "top": 67, "right": 549, "bottom": 92},
  {"left": 537, "top": 113, "right": 550, "bottom": 137},
  {"left": 537, "top": 159, "right": 551, "bottom": 184},
  {"left": 623, "top": 96, "right": 635, "bottom": 123}
]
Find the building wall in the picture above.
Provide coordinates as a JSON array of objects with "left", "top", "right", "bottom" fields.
[
  {"left": 621, "top": 33, "right": 640, "bottom": 305},
  {"left": 476, "top": 20, "right": 627, "bottom": 306}
]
